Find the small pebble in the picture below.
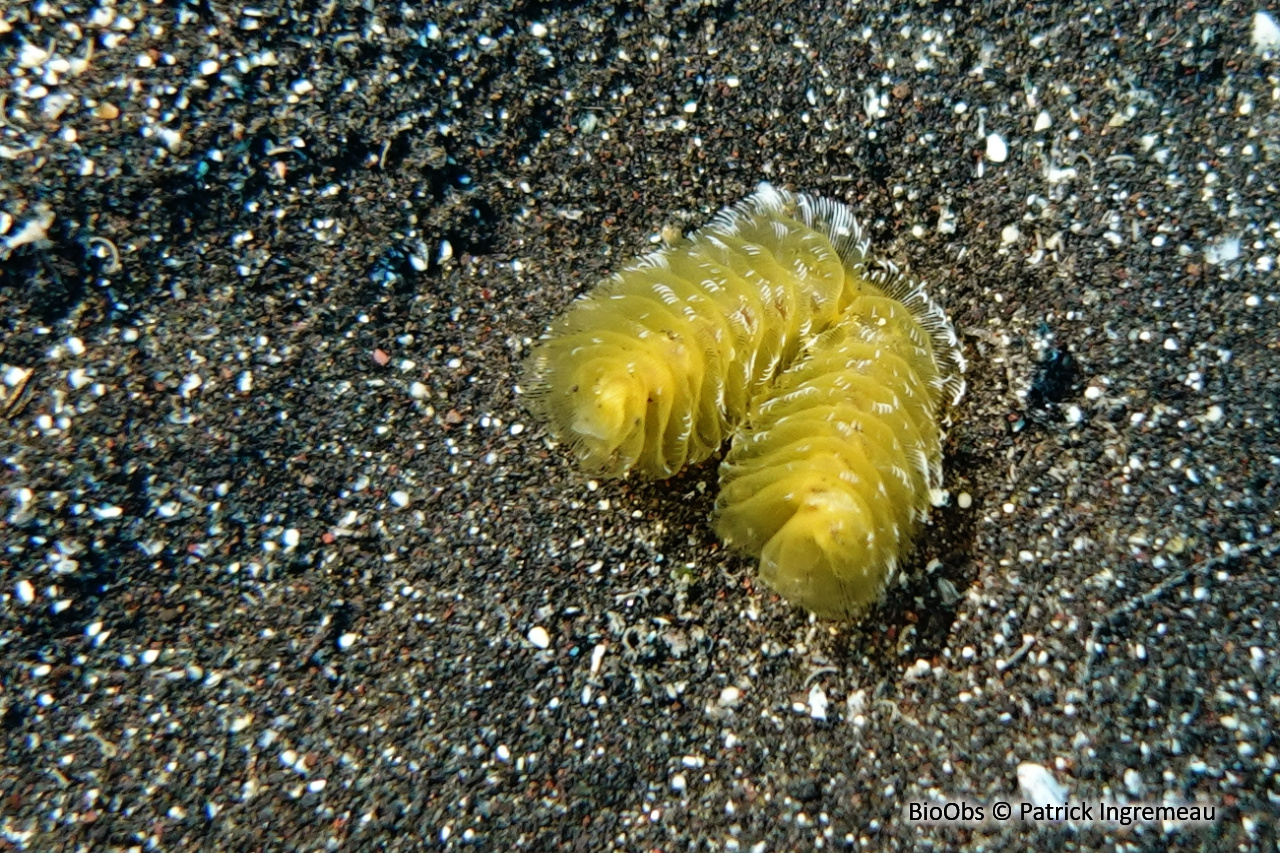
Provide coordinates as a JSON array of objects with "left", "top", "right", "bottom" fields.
[{"left": 985, "top": 132, "right": 1008, "bottom": 163}]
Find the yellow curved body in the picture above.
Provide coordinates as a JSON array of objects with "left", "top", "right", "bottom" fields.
[
  {"left": 523, "top": 184, "right": 965, "bottom": 618},
  {"left": 714, "top": 285, "right": 955, "bottom": 618}
]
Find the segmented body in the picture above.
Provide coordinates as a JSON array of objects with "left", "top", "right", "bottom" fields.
[
  {"left": 714, "top": 265, "right": 963, "bottom": 617},
  {"left": 523, "top": 185, "right": 965, "bottom": 618},
  {"left": 522, "top": 186, "right": 869, "bottom": 477}
]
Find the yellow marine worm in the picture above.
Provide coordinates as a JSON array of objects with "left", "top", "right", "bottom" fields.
[
  {"left": 714, "top": 261, "right": 965, "bottom": 618},
  {"left": 523, "top": 184, "right": 965, "bottom": 618}
]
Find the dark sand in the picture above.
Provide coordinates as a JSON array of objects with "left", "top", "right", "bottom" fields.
[{"left": 3, "top": 0, "right": 1279, "bottom": 848}]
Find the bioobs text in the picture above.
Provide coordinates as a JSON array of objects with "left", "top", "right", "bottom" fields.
[{"left": 906, "top": 801, "right": 985, "bottom": 824}]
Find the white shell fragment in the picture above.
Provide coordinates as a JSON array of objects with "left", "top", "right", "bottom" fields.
[
  {"left": 807, "top": 684, "right": 829, "bottom": 721},
  {"left": 1017, "top": 762, "right": 1069, "bottom": 806},
  {"left": 1205, "top": 235, "right": 1241, "bottom": 266},
  {"left": 985, "top": 132, "right": 1008, "bottom": 163},
  {"left": 1253, "top": 11, "right": 1280, "bottom": 54}
]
